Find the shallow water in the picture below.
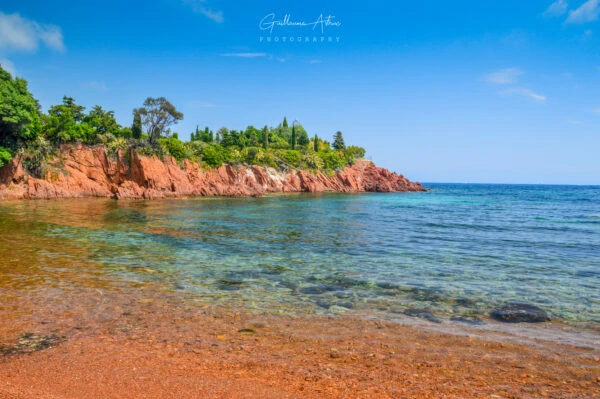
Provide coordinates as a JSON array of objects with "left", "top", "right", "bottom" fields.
[{"left": 1, "top": 184, "right": 599, "bottom": 327}]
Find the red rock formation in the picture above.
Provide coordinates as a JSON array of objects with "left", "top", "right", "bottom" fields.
[{"left": 0, "top": 145, "right": 425, "bottom": 200}]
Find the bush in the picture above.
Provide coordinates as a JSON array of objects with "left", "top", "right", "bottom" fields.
[
  {"left": 278, "top": 150, "right": 302, "bottom": 168},
  {"left": 303, "top": 152, "right": 324, "bottom": 171},
  {"left": 318, "top": 150, "right": 346, "bottom": 171},
  {"left": 200, "top": 144, "right": 224, "bottom": 168},
  {"left": 0, "top": 146, "right": 12, "bottom": 167},
  {"left": 107, "top": 137, "right": 129, "bottom": 155},
  {"left": 19, "top": 136, "right": 55, "bottom": 177},
  {"left": 159, "top": 137, "right": 186, "bottom": 161}
]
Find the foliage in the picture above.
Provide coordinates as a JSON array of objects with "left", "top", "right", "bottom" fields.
[
  {"left": 135, "top": 97, "right": 183, "bottom": 143},
  {"left": 200, "top": 144, "right": 224, "bottom": 168},
  {"left": 303, "top": 151, "right": 324, "bottom": 170},
  {"left": 333, "top": 131, "right": 346, "bottom": 150},
  {"left": 0, "top": 66, "right": 41, "bottom": 149},
  {"left": 132, "top": 111, "right": 142, "bottom": 139},
  {"left": 84, "top": 105, "right": 119, "bottom": 137},
  {"left": 159, "top": 137, "right": 186, "bottom": 161},
  {"left": 107, "top": 137, "right": 129, "bottom": 155},
  {"left": 19, "top": 136, "right": 55, "bottom": 177},
  {"left": 318, "top": 150, "right": 346, "bottom": 171},
  {"left": 0, "top": 146, "right": 11, "bottom": 167}
]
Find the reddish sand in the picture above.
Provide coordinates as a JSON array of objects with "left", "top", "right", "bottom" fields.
[{"left": 1, "top": 286, "right": 599, "bottom": 398}]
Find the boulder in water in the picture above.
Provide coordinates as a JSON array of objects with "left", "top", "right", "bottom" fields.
[{"left": 490, "top": 302, "right": 549, "bottom": 323}]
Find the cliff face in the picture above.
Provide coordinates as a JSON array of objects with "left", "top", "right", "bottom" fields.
[{"left": 0, "top": 146, "right": 425, "bottom": 200}]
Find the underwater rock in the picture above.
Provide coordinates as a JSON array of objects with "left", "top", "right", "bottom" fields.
[
  {"left": 490, "top": 302, "right": 549, "bottom": 323},
  {"left": 450, "top": 315, "right": 485, "bottom": 325},
  {"left": 300, "top": 285, "right": 328, "bottom": 295},
  {"left": 403, "top": 309, "right": 442, "bottom": 323},
  {"left": 1, "top": 333, "right": 66, "bottom": 356}
]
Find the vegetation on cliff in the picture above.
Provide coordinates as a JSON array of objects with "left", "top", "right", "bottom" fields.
[{"left": 0, "top": 66, "right": 366, "bottom": 176}]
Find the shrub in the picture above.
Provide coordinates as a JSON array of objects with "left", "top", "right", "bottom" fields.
[
  {"left": 318, "top": 150, "right": 346, "bottom": 172},
  {"left": 107, "top": 137, "right": 129, "bottom": 155},
  {"left": 200, "top": 144, "right": 224, "bottom": 168},
  {"left": 0, "top": 146, "right": 12, "bottom": 167},
  {"left": 159, "top": 137, "right": 186, "bottom": 161}
]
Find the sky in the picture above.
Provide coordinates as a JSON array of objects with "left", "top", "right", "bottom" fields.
[{"left": 0, "top": 0, "right": 599, "bottom": 184}]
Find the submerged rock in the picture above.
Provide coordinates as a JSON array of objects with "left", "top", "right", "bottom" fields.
[
  {"left": 450, "top": 315, "right": 485, "bottom": 325},
  {"left": 490, "top": 302, "right": 550, "bottom": 323},
  {"left": 1, "top": 333, "right": 66, "bottom": 356},
  {"left": 403, "top": 309, "right": 442, "bottom": 323}
]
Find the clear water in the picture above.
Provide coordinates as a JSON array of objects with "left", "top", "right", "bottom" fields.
[{"left": 1, "top": 184, "right": 599, "bottom": 325}]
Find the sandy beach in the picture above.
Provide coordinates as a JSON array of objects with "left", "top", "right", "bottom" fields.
[{"left": 1, "top": 282, "right": 599, "bottom": 399}]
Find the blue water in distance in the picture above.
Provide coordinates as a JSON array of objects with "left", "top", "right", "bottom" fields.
[{"left": 1, "top": 184, "right": 599, "bottom": 325}]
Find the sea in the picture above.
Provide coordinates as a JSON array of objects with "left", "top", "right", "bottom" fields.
[{"left": 1, "top": 184, "right": 599, "bottom": 335}]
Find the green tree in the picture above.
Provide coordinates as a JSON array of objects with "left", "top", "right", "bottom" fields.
[
  {"left": 297, "top": 130, "right": 309, "bottom": 147},
  {"left": 313, "top": 135, "right": 319, "bottom": 152},
  {"left": 262, "top": 125, "right": 269, "bottom": 149},
  {"left": 44, "top": 97, "right": 93, "bottom": 143},
  {"left": 282, "top": 116, "right": 288, "bottom": 128},
  {"left": 132, "top": 111, "right": 142, "bottom": 139},
  {"left": 135, "top": 97, "right": 183, "bottom": 143},
  {"left": 291, "top": 124, "right": 296, "bottom": 150},
  {"left": 0, "top": 66, "right": 42, "bottom": 149},
  {"left": 84, "top": 105, "right": 119, "bottom": 137},
  {"left": 333, "top": 131, "right": 346, "bottom": 150}
]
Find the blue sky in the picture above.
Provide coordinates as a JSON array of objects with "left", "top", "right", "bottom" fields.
[{"left": 1, "top": 0, "right": 599, "bottom": 184}]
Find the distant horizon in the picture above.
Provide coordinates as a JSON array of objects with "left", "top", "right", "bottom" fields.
[{"left": 1, "top": 0, "right": 599, "bottom": 184}]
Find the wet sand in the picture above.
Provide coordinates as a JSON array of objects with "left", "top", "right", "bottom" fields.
[{"left": 1, "top": 283, "right": 599, "bottom": 398}]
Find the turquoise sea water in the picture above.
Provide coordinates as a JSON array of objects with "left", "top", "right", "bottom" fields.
[{"left": 1, "top": 184, "right": 599, "bottom": 325}]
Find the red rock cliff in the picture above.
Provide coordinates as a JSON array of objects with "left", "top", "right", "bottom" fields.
[{"left": 0, "top": 145, "right": 425, "bottom": 200}]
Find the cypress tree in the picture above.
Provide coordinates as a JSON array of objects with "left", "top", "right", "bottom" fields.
[
  {"left": 132, "top": 111, "right": 142, "bottom": 139},
  {"left": 313, "top": 135, "right": 319, "bottom": 152},
  {"left": 262, "top": 125, "right": 269, "bottom": 149},
  {"left": 283, "top": 116, "right": 288, "bottom": 128},
  {"left": 291, "top": 124, "right": 296, "bottom": 150}
]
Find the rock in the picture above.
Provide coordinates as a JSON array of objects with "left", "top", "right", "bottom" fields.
[
  {"left": 403, "top": 309, "right": 442, "bottom": 323},
  {"left": 490, "top": 302, "right": 550, "bottom": 323},
  {"left": 450, "top": 315, "right": 485, "bottom": 325},
  {"left": 1, "top": 333, "right": 66, "bottom": 356},
  {"left": 0, "top": 145, "right": 426, "bottom": 200},
  {"left": 300, "top": 285, "right": 328, "bottom": 295}
]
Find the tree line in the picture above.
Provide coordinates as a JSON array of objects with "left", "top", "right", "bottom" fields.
[{"left": 0, "top": 66, "right": 365, "bottom": 174}]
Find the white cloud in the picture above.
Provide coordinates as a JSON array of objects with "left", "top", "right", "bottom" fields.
[
  {"left": 501, "top": 87, "right": 547, "bottom": 102},
  {"left": 484, "top": 68, "right": 524, "bottom": 85},
  {"left": 0, "top": 12, "right": 65, "bottom": 52},
  {"left": 81, "top": 81, "right": 108, "bottom": 91},
  {"left": 544, "top": 0, "right": 569, "bottom": 17},
  {"left": 0, "top": 57, "right": 16, "bottom": 76},
  {"left": 184, "top": 0, "right": 224, "bottom": 23},
  {"left": 219, "top": 52, "right": 267, "bottom": 58},
  {"left": 567, "top": 0, "right": 599, "bottom": 23}
]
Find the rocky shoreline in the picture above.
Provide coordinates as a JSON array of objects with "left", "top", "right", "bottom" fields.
[{"left": 0, "top": 145, "right": 425, "bottom": 200}]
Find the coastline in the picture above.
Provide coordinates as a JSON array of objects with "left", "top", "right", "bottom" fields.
[
  {"left": 0, "top": 145, "right": 425, "bottom": 200},
  {"left": 1, "top": 282, "right": 599, "bottom": 398}
]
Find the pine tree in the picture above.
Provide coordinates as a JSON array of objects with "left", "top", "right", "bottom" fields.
[
  {"left": 333, "top": 131, "right": 345, "bottom": 150},
  {"left": 132, "top": 111, "right": 142, "bottom": 140}
]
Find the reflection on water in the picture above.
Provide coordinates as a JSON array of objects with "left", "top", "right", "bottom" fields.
[{"left": 1, "top": 184, "right": 600, "bottom": 329}]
